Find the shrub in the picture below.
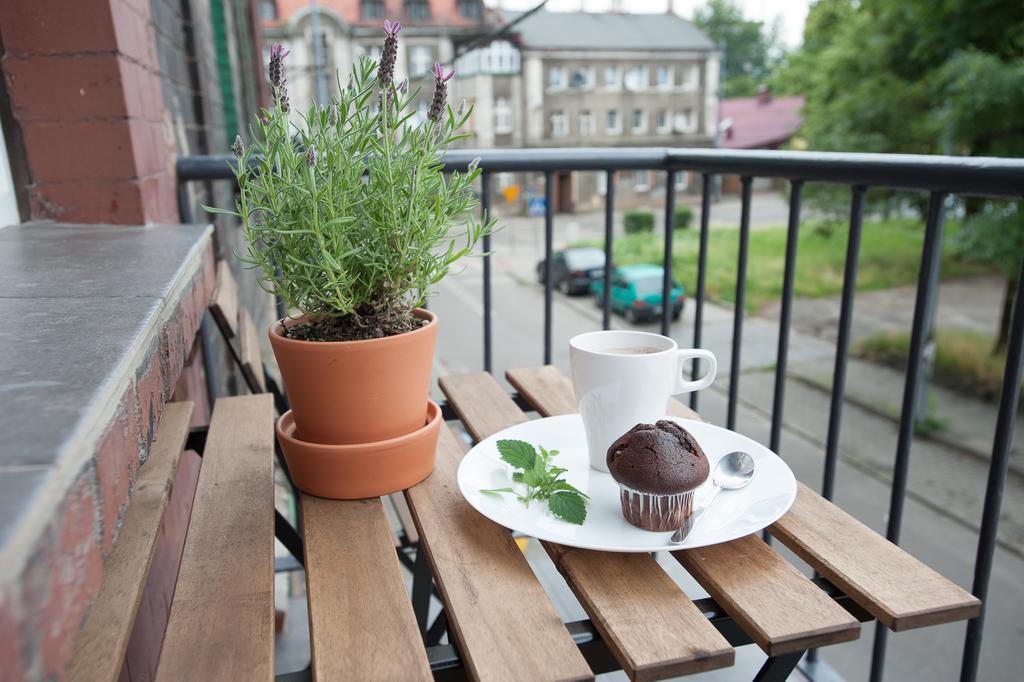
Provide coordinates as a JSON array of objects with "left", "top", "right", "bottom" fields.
[
  {"left": 624, "top": 209, "right": 655, "bottom": 234},
  {"left": 674, "top": 205, "right": 694, "bottom": 230}
]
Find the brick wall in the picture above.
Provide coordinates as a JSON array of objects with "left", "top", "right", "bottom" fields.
[
  {"left": 0, "top": 245, "right": 216, "bottom": 680},
  {"left": 0, "top": 0, "right": 178, "bottom": 223},
  {"left": 0, "top": 2, "right": 269, "bottom": 678}
]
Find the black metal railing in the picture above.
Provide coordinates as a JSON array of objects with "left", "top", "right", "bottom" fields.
[{"left": 177, "top": 147, "right": 1024, "bottom": 682}]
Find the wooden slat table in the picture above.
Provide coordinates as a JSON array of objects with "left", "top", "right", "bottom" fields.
[{"left": 290, "top": 366, "right": 980, "bottom": 682}]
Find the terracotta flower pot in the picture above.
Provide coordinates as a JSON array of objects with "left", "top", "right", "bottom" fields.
[
  {"left": 277, "top": 401, "right": 441, "bottom": 499},
  {"left": 268, "top": 308, "right": 438, "bottom": 445}
]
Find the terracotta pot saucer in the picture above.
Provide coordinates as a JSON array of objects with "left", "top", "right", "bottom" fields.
[{"left": 276, "top": 400, "right": 441, "bottom": 500}]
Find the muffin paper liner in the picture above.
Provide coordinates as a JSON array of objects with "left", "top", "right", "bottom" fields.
[{"left": 618, "top": 484, "right": 695, "bottom": 532}]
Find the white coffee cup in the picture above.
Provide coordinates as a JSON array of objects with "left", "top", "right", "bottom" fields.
[{"left": 570, "top": 330, "right": 717, "bottom": 472}]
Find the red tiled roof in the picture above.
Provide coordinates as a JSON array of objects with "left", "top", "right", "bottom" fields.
[
  {"left": 268, "top": 0, "right": 484, "bottom": 29},
  {"left": 719, "top": 94, "right": 805, "bottom": 149}
]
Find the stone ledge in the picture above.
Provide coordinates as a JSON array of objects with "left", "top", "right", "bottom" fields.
[{"left": 0, "top": 222, "right": 214, "bottom": 680}]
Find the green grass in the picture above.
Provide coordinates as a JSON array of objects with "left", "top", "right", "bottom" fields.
[
  {"left": 574, "top": 218, "right": 992, "bottom": 313},
  {"left": 855, "top": 328, "right": 1018, "bottom": 403}
]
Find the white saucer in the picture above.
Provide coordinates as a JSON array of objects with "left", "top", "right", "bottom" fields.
[{"left": 457, "top": 415, "right": 797, "bottom": 552}]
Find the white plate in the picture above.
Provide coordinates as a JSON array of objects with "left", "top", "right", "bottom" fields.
[{"left": 457, "top": 415, "right": 797, "bottom": 552}]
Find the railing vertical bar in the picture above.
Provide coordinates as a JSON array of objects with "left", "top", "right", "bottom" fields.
[
  {"left": 727, "top": 177, "right": 753, "bottom": 430},
  {"left": 959, "top": 258, "right": 1024, "bottom": 682},
  {"left": 769, "top": 180, "right": 804, "bottom": 453},
  {"left": 807, "top": 183, "right": 863, "bottom": 664},
  {"left": 869, "top": 190, "right": 947, "bottom": 682},
  {"left": 602, "top": 171, "right": 615, "bottom": 330},
  {"left": 690, "top": 173, "right": 712, "bottom": 411},
  {"left": 481, "top": 171, "right": 493, "bottom": 373},
  {"left": 661, "top": 170, "right": 678, "bottom": 337},
  {"left": 544, "top": 171, "right": 555, "bottom": 365},
  {"left": 821, "top": 185, "right": 866, "bottom": 499}
]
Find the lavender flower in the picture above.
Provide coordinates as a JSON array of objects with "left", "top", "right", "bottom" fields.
[
  {"left": 428, "top": 62, "right": 455, "bottom": 123},
  {"left": 269, "top": 43, "right": 291, "bottom": 113},
  {"left": 378, "top": 20, "right": 401, "bottom": 87},
  {"left": 328, "top": 104, "right": 339, "bottom": 127},
  {"left": 305, "top": 144, "right": 317, "bottom": 168},
  {"left": 269, "top": 43, "right": 289, "bottom": 90},
  {"left": 232, "top": 134, "right": 244, "bottom": 158}
]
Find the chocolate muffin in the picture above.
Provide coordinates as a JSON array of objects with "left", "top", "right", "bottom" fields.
[{"left": 606, "top": 421, "right": 709, "bottom": 532}]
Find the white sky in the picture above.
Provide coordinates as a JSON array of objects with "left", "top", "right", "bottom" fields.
[{"left": 484, "top": 0, "right": 810, "bottom": 48}]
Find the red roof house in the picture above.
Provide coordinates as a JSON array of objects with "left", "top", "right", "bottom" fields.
[{"left": 719, "top": 89, "right": 805, "bottom": 150}]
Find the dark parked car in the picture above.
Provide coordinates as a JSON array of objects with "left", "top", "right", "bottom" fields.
[
  {"left": 590, "top": 264, "right": 685, "bottom": 324},
  {"left": 536, "top": 247, "right": 607, "bottom": 295}
]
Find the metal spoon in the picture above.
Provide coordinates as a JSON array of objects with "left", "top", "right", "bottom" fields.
[{"left": 670, "top": 450, "right": 756, "bottom": 545}]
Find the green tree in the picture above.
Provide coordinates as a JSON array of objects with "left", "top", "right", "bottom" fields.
[
  {"left": 782, "top": 0, "right": 1024, "bottom": 352},
  {"left": 693, "top": 0, "right": 780, "bottom": 97}
]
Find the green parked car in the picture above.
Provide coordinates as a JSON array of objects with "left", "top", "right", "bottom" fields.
[{"left": 590, "top": 264, "right": 685, "bottom": 324}]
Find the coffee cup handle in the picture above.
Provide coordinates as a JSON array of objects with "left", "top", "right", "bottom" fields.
[{"left": 673, "top": 349, "right": 717, "bottom": 393}]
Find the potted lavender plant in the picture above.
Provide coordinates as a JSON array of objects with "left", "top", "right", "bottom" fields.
[{"left": 213, "top": 22, "right": 491, "bottom": 497}]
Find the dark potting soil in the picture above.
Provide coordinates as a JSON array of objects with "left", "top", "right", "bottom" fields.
[{"left": 283, "top": 308, "right": 426, "bottom": 342}]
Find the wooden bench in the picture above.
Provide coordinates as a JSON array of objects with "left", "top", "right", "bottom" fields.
[
  {"left": 67, "top": 395, "right": 276, "bottom": 681},
  {"left": 68, "top": 366, "right": 980, "bottom": 682}
]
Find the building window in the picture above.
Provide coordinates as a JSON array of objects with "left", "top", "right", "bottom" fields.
[
  {"left": 624, "top": 66, "right": 648, "bottom": 91},
  {"left": 494, "top": 97, "right": 512, "bottom": 133},
  {"left": 455, "top": 40, "right": 520, "bottom": 76},
  {"left": 597, "top": 171, "right": 608, "bottom": 196},
  {"left": 684, "top": 64, "right": 700, "bottom": 91},
  {"left": 489, "top": 41, "right": 519, "bottom": 74},
  {"left": 631, "top": 109, "right": 647, "bottom": 134},
  {"left": 361, "top": 0, "right": 383, "bottom": 19},
  {"left": 457, "top": 0, "right": 482, "bottom": 19},
  {"left": 656, "top": 110, "right": 671, "bottom": 133},
  {"left": 603, "top": 66, "right": 620, "bottom": 89},
  {"left": 678, "top": 108, "right": 696, "bottom": 132},
  {"left": 655, "top": 65, "right": 672, "bottom": 89},
  {"left": 579, "top": 110, "right": 593, "bottom": 136},
  {"left": 406, "top": 0, "right": 430, "bottom": 21},
  {"left": 550, "top": 110, "right": 568, "bottom": 138},
  {"left": 570, "top": 68, "right": 594, "bottom": 89},
  {"left": 411, "top": 46, "right": 432, "bottom": 76},
  {"left": 548, "top": 67, "right": 566, "bottom": 89},
  {"left": 606, "top": 109, "right": 621, "bottom": 134},
  {"left": 675, "top": 172, "right": 689, "bottom": 191},
  {"left": 634, "top": 170, "right": 650, "bottom": 192}
]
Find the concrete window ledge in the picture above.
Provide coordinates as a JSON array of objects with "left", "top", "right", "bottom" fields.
[{"left": 0, "top": 222, "right": 215, "bottom": 679}]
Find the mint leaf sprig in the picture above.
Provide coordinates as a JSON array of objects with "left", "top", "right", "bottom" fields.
[{"left": 481, "top": 439, "right": 589, "bottom": 525}]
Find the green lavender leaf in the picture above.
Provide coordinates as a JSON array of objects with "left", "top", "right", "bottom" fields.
[
  {"left": 496, "top": 439, "right": 536, "bottom": 470},
  {"left": 548, "top": 492, "right": 587, "bottom": 525}
]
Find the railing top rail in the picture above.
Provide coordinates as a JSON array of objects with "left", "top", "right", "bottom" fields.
[{"left": 177, "top": 148, "right": 1024, "bottom": 198}]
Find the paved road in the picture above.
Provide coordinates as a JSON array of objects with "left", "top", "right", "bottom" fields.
[{"left": 427, "top": 229, "right": 1024, "bottom": 681}]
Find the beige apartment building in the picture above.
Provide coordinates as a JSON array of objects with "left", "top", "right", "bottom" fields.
[{"left": 262, "top": 2, "right": 719, "bottom": 212}]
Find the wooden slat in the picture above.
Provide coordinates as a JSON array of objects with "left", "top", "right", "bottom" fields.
[
  {"left": 155, "top": 395, "right": 275, "bottom": 681},
  {"left": 302, "top": 495, "right": 432, "bottom": 681},
  {"left": 770, "top": 482, "right": 981, "bottom": 631},
  {"left": 507, "top": 366, "right": 862, "bottom": 657},
  {"left": 68, "top": 402, "right": 194, "bottom": 682},
  {"left": 673, "top": 536, "right": 860, "bottom": 655},
  {"left": 238, "top": 307, "right": 267, "bottom": 392},
  {"left": 404, "top": 421, "right": 592, "bottom": 681},
  {"left": 389, "top": 492, "right": 419, "bottom": 546},
  {"left": 210, "top": 259, "right": 239, "bottom": 339},
  {"left": 507, "top": 365, "right": 702, "bottom": 422},
  {"left": 443, "top": 372, "right": 734, "bottom": 681}
]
